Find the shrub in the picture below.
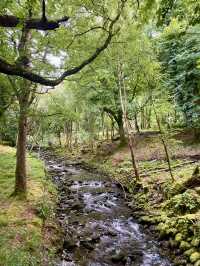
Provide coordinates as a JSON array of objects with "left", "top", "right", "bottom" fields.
[{"left": 164, "top": 190, "right": 200, "bottom": 215}]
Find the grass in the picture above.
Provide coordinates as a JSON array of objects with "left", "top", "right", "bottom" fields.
[{"left": 0, "top": 145, "right": 57, "bottom": 266}]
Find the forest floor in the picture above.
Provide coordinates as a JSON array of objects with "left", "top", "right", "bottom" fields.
[
  {"left": 0, "top": 145, "right": 58, "bottom": 266},
  {"left": 56, "top": 129, "right": 200, "bottom": 266}
]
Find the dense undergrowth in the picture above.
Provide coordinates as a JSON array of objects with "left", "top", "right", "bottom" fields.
[{"left": 0, "top": 145, "right": 58, "bottom": 266}]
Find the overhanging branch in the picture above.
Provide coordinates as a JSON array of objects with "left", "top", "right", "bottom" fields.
[
  {"left": 0, "top": 15, "right": 69, "bottom": 30},
  {"left": 0, "top": 0, "right": 126, "bottom": 86},
  {"left": 0, "top": 31, "right": 112, "bottom": 86}
]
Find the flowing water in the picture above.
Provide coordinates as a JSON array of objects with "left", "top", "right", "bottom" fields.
[{"left": 40, "top": 150, "right": 172, "bottom": 266}]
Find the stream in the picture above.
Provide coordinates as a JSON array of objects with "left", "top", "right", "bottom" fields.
[{"left": 40, "top": 150, "right": 172, "bottom": 266}]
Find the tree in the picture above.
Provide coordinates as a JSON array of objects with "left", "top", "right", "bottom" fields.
[
  {"left": 72, "top": 24, "right": 160, "bottom": 145},
  {"left": 157, "top": 0, "right": 200, "bottom": 26},
  {"left": 0, "top": 0, "right": 128, "bottom": 85},
  {"left": 158, "top": 20, "right": 200, "bottom": 136}
]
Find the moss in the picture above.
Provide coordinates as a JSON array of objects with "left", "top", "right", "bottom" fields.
[
  {"left": 166, "top": 227, "right": 178, "bottom": 236},
  {"left": 157, "top": 222, "right": 166, "bottom": 230},
  {"left": 190, "top": 252, "right": 200, "bottom": 263},
  {"left": 191, "top": 238, "right": 200, "bottom": 247},
  {"left": 162, "top": 164, "right": 200, "bottom": 199},
  {"left": 164, "top": 190, "right": 200, "bottom": 216},
  {"left": 184, "top": 248, "right": 196, "bottom": 257},
  {"left": 175, "top": 233, "right": 184, "bottom": 242},
  {"left": 140, "top": 214, "right": 163, "bottom": 224},
  {"left": 179, "top": 240, "right": 191, "bottom": 251}
]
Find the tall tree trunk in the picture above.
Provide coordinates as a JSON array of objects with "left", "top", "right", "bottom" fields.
[
  {"left": 111, "top": 117, "right": 114, "bottom": 141},
  {"left": 103, "top": 107, "right": 126, "bottom": 145},
  {"left": 134, "top": 113, "right": 140, "bottom": 133},
  {"left": 147, "top": 106, "right": 152, "bottom": 129},
  {"left": 118, "top": 61, "right": 140, "bottom": 181},
  {"left": 117, "top": 118, "right": 126, "bottom": 145},
  {"left": 14, "top": 25, "right": 32, "bottom": 196},
  {"left": 153, "top": 103, "right": 174, "bottom": 182},
  {"left": 15, "top": 108, "right": 27, "bottom": 195}
]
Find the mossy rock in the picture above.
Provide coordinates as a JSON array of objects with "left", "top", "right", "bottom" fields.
[
  {"left": 194, "top": 260, "right": 200, "bottom": 266},
  {"left": 175, "top": 233, "right": 183, "bottom": 242},
  {"left": 166, "top": 227, "right": 178, "bottom": 236},
  {"left": 184, "top": 248, "right": 196, "bottom": 257},
  {"left": 157, "top": 222, "right": 168, "bottom": 231},
  {"left": 191, "top": 238, "right": 200, "bottom": 247},
  {"left": 179, "top": 241, "right": 191, "bottom": 251},
  {"left": 190, "top": 252, "right": 200, "bottom": 263},
  {"left": 140, "top": 215, "right": 155, "bottom": 224},
  {"left": 156, "top": 222, "right": 173, "bottom": 239},
  {"left": 155, "top": 216, "right": 163, "bottom": 223}
]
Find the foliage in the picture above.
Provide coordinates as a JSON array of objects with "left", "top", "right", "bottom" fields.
[
  {"left": 0, "top": 107, "right": 18, "bottom": 146},
  {"left": 0, "top": 76, "right": 15, "bottom": 117},
  {"left": 158, "top": 20, "right": 200, "bottom": 127},
  {"left": 157, "top": 0, "right": 200, "bottom": 26},
  {"left": 164, "top": 190, "right": 200, "bottom": 215}
]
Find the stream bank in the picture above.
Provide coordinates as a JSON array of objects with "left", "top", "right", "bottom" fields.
[
  {"left": 40, "top": 149, "right": 172, "bottom": 266},
  {"left": 70, "top": 145, "right": 200, "bottom": 266}
]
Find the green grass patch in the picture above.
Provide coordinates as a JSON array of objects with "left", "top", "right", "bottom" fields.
[{"left": 0, "top": 145, "right": 57, "bottom": 266}]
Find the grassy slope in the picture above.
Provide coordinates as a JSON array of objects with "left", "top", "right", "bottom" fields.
[{"left": 0, "top": 145, "right": 57, "bottom": 266}]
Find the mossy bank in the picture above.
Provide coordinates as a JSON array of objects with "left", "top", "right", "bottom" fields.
[{"left": 98, "top": 161, "right": 200, "bottom": 266}]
